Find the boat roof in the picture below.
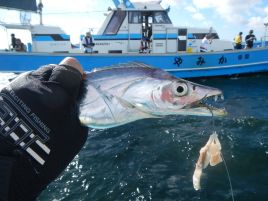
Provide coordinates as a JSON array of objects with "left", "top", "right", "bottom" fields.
[
  {"left": 117, "top": 0, "right": 165, "bottom": 11},
  {"left": 0, "top": 23, "right": 66, "bottom": 34},
  {"left": 0, "top": 0, "right": 37, "bottom": 12}
]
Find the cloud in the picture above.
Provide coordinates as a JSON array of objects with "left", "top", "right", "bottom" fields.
[
  {"left": 42, "top": 0, "right": 107, "bottom": 13},
  {"left": 192, "top": 0, "right": 263, "bottom": 25},
  {"left": 184, "top": 6, "right": 205, "bottom": 21},
  {"left": 184, "top": 5, "right": 206, "bottom": 23},
  {"left": 192, "top": 0, "right": 216, "bottom": 9},
  {"left": 247, "top": 15, "right": 268, "bottom": 34},
  {"left": 40, "top": 0, "right": 111, "bottom": 39},
  {"left": 248, "top": 16, "right": 264, "bottom": 28},
  {"left": 185, "top": 6, "right": 197, "bottom": 13},
  {"left": 162, "top": 0, "right": 184, "bottom": 7},
  {"left": 192, "top": 12, "right": 205, "bottom": 21},
  {"left": 265, "top": 7, "right": 268, "bottom": 14}
]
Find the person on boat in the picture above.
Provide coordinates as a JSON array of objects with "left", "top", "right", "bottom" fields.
[
  {"left": 139, "top": 26, "right": 152, "bottom": 53},
  {"left": 0, "top": 57, "right": 89, "bottom": 201},
  {"left": 139, "top": 33, "right": 151, "bottom": 53},
  {"left": 234, "top": 32, "right": 243, "bottom": 49},
  {"left": 200, "top": 34, "right": 212, "bottom": 52},
  {"left": 82, "top": 32, "right": 95, "bottom": 53},
  {"left": 10, "top": 33, "right": 17, "bottom": 50},
  {"left": 14, "top": 38, "right": 27, "bottom": 52},
  {"left": 245, "top": 30, "right": 256, "bottom": 49}
]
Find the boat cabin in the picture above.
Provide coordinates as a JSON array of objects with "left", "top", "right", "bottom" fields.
[
  {"left": 0, "top": 23, "right": 71, "bottom": 53},
  {"left": 91, "top": 0, "right": 234, "bottom": 54}
]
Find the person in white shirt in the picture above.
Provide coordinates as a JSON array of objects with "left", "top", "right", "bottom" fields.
[{"left": 200, "top": 34, "right": 212, "bottom": 52}]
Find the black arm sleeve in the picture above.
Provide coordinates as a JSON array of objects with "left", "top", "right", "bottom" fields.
[{"left": 0, "top": 64, "right": 88, "bottom": 200}]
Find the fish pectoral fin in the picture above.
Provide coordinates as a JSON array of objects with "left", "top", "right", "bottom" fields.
[
  {"left": 115, "top": 97, "right": 161, "bottom": 119},
  {"left": 115, "top": 96, "right": 136, "bottom": 109}
]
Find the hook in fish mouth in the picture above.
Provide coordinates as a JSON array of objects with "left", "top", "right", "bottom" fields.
[{"left": 183, "top": 93, "right": 227, "bottom": 117}]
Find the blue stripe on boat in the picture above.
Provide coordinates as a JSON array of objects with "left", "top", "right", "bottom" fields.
[
  {"left": 93, "top": 34, "right": 142, "bottom": 40},
  {"left": 153, "top": 33, "right": 177, "bottom": 39},
  {"left": 32, "top": 34, "right": 70, "bottom": 41},
  {"left": 91, "top": 33, "right": 177, "bottom": 41}
]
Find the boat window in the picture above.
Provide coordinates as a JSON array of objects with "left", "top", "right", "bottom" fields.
[
  {"left": 209, "top": 33, "right": 219, "bottom": 39},
  {"left": 153, "top": 11, "right": 171, "bottom": 24},
  {"left": 178, "top": 29, "right": 187, "bottom": 36},
  {"left": 189, "top": 33, "right": 219, "bottom": 39},
  {"left": 104, "top": 10, "right": 127, "bottom": 35},
  {"left": 129, "top": 11, "right": 141, "bottom": 23}
]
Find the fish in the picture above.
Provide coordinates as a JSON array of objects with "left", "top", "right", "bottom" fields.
[
  {"left": 79, "top": 62, "right": 227, "bottom": 129},
  {"left": 192, "top": 132, "right": 223, "bottom": 190}
]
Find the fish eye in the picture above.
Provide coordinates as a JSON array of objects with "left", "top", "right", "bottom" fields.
[{"left": 174, "top": 83, "right": 188, "bottom": 96}]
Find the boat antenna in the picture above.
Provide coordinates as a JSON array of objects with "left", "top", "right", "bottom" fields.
[
  {"left": 37, "top": 0, "right": 44, "bottom": 25},
  {"left": 263, "top": 23, "right": 268, "bottom": 47}
]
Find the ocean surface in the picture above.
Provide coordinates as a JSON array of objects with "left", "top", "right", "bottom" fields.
[{"left": 1, "top": 73, "right": 268, "bottom": 201}]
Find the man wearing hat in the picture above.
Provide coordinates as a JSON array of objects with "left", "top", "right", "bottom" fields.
[
  {"left": 245, "top": 30, "right": 256, "bottom": 49},
  {"left": 81, "top": 32, "right": 95, "bottom": 53}
]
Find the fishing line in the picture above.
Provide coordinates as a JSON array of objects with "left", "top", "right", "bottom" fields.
[
  {"left": 221, "top": 152, "right": 235, "bottom": 201},
  {"left": 207, "top": 105, "right": 235, "bottom": 201},
  {"left": 207, "top": 105, "right": 215, "bottom": 130}
]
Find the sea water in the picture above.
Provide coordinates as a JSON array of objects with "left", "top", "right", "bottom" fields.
[{"left": 1, "top": 73, "right": 267, "bottom": 201}]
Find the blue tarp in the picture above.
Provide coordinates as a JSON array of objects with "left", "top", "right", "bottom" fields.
[{"left": 0, "top": 0, "right": 37, "bottom": 12}]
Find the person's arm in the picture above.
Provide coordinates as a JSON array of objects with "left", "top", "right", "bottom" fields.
[
  {"left": 81, "top": 37, "right": 88, "bottom": 48},
  {"left": 0, "top": 57, "right": 88, "bottom": 200},
  {"left": 90, "top": 37, "right": 95, "bottom": 46},
  {"left": 253, "top": 35, "right": 257, "bottom": 41}
]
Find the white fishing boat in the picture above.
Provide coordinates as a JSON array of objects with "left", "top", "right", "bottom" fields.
[{"left": 0, "top": 0, "right": 268, "bottom": 78}]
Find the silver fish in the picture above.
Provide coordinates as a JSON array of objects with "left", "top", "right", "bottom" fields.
[{"left": 79, "top": 62, "right": 226, "bottom": 129}]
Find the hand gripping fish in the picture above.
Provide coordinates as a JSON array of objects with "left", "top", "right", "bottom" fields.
[
  {"left": 79, "top": 62, "right": 226, "bottom": 129},
  {"left": 192, "top": 132, "right": 223, "bottom": 190}
]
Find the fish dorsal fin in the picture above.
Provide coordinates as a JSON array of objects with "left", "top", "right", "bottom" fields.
[{"left": 88, "top": 62, "right": 154, "bottom": 74}]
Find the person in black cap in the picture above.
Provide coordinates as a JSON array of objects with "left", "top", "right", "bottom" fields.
[
  {"left": 0, "top": 57, "right": 89, "bottom": 201},
  {"left": 245, "top": 30, "right": 256, "bottom": 49}
]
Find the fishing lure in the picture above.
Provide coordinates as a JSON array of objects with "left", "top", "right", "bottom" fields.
[{"left": 192, "top": 131, "right": 222, "bottom": 190}]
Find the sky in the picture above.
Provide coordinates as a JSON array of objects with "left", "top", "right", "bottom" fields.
[{"left": 0, "top": 0, "right": 268, "bottom": 47}]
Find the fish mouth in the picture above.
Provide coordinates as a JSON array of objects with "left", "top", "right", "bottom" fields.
[{"left": 182, "top": 92, "right": 227, "bottom": 117}]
